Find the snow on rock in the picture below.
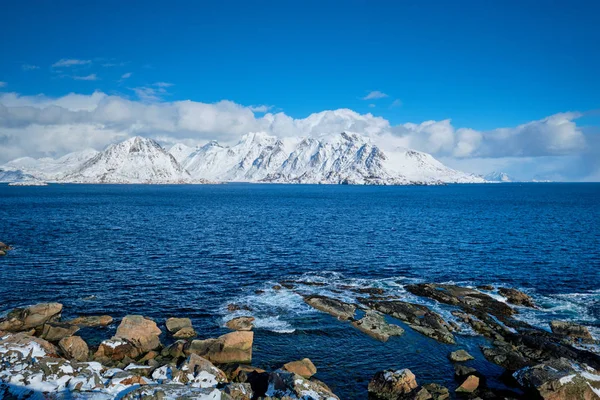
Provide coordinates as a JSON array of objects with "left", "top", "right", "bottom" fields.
[
  {"left": 4, "top": 149, "right": 99, "bottom": 181},
  {"left": 484, "top": 171, "right": 513, "bottom": 182}
]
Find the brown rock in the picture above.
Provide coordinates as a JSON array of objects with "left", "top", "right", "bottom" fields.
[
  {"left": 282, "top": 358, "right": 317, "bottom": 379},
  {"left": 40, "top": 322, "right": 79, "bottom": 342},
  {"left": 165, "top": 317, "right": 192, "bottom": 333},
  {"left": 351, "top": 310, "right": 404, "bottom": 342},
  {"left": 368, "top": 369, "right": 418, "bottom": 399},
  {"left": 0, "top": 302, "right": 63, "bottom": 332},
  {"left": 0, "top": 331, "right": 58, "bottom": 356},
  {"left": 456, "top": 375, "right": 479, "bottom": 393},
  {"left": 181, "top": 354, "right": 228, "bottom": 383},
  {"left": 227, "top": 303, "right": 252, "bottom": 312},
  {"left": 173, "top": 326, "right": 197, "bottom": 338},
  {"left": 449, "top": 349, "right": 474, "bottom": 362},
  {"left": 115, "top": 315, "right": 162, "bottom": 353},
  {"left": 162, "top": 340, "right": 187, "bottom": 359},
  {"left": 303, "top": 295, "right": 356, "bottom": 320},
  {"left": 94, "top": 339, "right": 140, "bottom": 361},
  {"left": 422, "top": 383, "right": 450, "bottom": 400},
  {"left": 550, "top": 320, "right": 594, "bottom": 342},
  {"left": 226, "top": 316, "right": 255, "bottom": 331},
  {"left": 67, "top": 315, "right": 113, "bottom": 327},
  {"left": 139, "top": 350, "right": 158, "bottom": 363},
  {"left": 58, "top": 336, "right": 89, "bottom": 361},
  {"left": 498, "top": 287, "right": 536, "bottom": 308},
  {"left": 224, "top": 364, "right": 267, "bottom": 382},
  {"left": 186, "top": 331, "right": 253, "bottom": 364}
]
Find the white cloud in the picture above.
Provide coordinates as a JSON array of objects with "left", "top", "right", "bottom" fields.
[
  {"left": 154, "top": 82, "right": 173, "bottom": 87},
  {"left": 22, "top": 64, "right": 40, "bottom": 71},
  {"left": 121, "top": 72, "right": 132, "bottom": 79},
  {"left": 390, "top": 99, "right": 402, "bottom": 108},
  {"left": 0, "top": 82, "right": 6, "bottom": 88},
  {"left": 52, "top": 59, "right": 92, "bottom": 68},
  {"left": 0, "top": 91, "right": 595, "bottom": 180},
  {"left": 362, "top": 90, "right": 388, "bottom": 100},
  {"left": 73, "top": 74, "right": 98, "bottom": 81},
  {"left": 368, "top": 104, "right": 376, "bottom": 108}
]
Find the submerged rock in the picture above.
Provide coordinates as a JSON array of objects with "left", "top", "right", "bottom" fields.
[
  {"left": 282, "top": 358, "right": 317, "bottom": 379},
  {"left": 226, "top": 316, "right": 255, "bottom": 331},
  {"left": 115, "top": 315, "right": 162, "bottom": 353},
  {"left": 304, "top": 294, "right": 356, "bottom": 320},
  {"left": 351, "top": 310, "right": 404, "bottom": 342},
  {"left": 368, "top": 369, "right": 418, "bottom": 399},
  {"left": 0, "top": 302, "right": 63, "bottom": 332},
  {"left": 67, "top": 315, "right": 114, "bottom": 327},
  {"left": 550, "top": 320, "right": 595, "bottom": 343},
  {"left": 498, "top": 287, "right": 537, "bottom": 308},
  {"left": 449, "top": 349, "right": 474, "bottom": 362},
  {"left": 360, "top": 299, "right": 455, "bottom": 344},
  {"left": 186, "top": 331, "right": 253, "bottom": 364},
  {"left": 58, "top": 335, "right": 89, "bottom": 361}
]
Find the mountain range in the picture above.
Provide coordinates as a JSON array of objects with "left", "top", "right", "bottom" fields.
[{"left": 0, "top": 133, "right": 485, "bottom": 185}]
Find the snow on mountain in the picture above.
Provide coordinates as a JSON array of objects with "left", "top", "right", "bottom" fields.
[
  {"left": 174, "top": 131, "right": 483, "bottom": 184},
  {"left": 0, "top": 169, "right": 40, "bottom": 183},
  {"left": 3, "top": 149, "right": 99, "bottom": 180},
  {"left": 484, "top": 171, "right": 513, "bottom": 182},
  {"left": 2, "top": 132, "right": 484, "bottom": 185},
  {"left": 65, "top": 136, "right": 194, "bottom": 183}
]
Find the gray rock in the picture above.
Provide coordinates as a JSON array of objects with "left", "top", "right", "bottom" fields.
[
  {"left": 351, "top": 310, "right": 404, "bottom": 342},
  {"left": 303, "top": 295, "right": 356, "bottom": 320}
]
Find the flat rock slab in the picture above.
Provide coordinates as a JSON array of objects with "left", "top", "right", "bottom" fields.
[
  {"left": 351, "top": 310, "right": 404, "bottom": 342},
  {"left": 303, "top": 295, "right": 356, "bottom": 320},
  {"left": 449, "top": 349, "right": 474, "bottom": 362}
]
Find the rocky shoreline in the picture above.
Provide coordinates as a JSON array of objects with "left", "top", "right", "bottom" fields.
[{"left": 0, "top": 280, "right": 599, "bottom": 399}]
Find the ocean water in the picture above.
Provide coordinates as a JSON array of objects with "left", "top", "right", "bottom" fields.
[{"left": 0, "top": 183, "right": 599, "bottom": 398}]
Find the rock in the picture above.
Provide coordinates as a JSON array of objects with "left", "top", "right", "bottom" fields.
[
  {"left": 360, "top": 299, "right": 455, "bottom": 344},
  {"left": 223, "top": 364, "right": 267, "bottom": 382},
  {"left": 226, "top": 316, "right": 255, "bottom": 331},
  {"left": 0, "top": 331, "right": 58, "bottom": 356},
  {"left": 282, "top": 358, "right": 317, "bottom": 379},
  {"left": 115, "top": 315, "right": 162, "bottom": 353},
  {"left": 454, "top": 364, "right": 478, "bottom": 379},
  {"left": 139, "top": 350, "right": 158, "bottom": 363},
  {"left": 449, "top": 349, "right": 474, "bottom": 362},
  {"left": 265, "top": 370, "right": 340, "bottom": 399},
  {"left": 368, "top": 369, "right": 418, "bottom": 399},
  {"left": 40, "top": 322, "right": 79, "bottom": 342},
  {"left": 351, "top": 310, "right": 404, "bottom": 342},
  {"left": 228, "top": 303, "right": 252, "bottom": 312},
  {"left": 223, "top": 382, "right": 253, "bottom": 399},
  {"left": 514, "top": 358, "right": 600, "bottom": 400},
  {"left": 498, "top": 287, "right": 536, "bottom": 308},
  {"left": 456, "top": 375, "right": 479, "bottom": 393},
  {"left": 477, "top": 285, "right": 495, "bottom": 291},
  {"left": 550, "top": 320, "right": 594, "bottom": 343},
  {"left": 162, "top": 340, "right": 187, "bottom": 359},
  {"left": 180, "top": 353, "right": 228, "bottom": 385},
  {"left": 173, "top": 326, "right": 197, "bottom": 338},
  {"left": 481, "top": 343, "right": 530, "bottom": 371},
  {"left": 303, "top": 295, "right": 356, "bottom": 320},
  {"left": 165, "top": 317, "right": 192, "bottom": 333},
  {"left": 124, "top": 363, "right": 154, "bottom": 377},
  {"left": 0, "top": 241, "right": 9, "bottom": 250},
  {"left": 422, "top": 383, "right": 450, "bottom": 400},
  {"left": 186, "top": 331, "right": 253, "bottom": 364},
  {"left": 0, "top": 302, "right": 63, "bottom": 332},
  {"left": 272, "top": 284, "right": 282, "bottom": 290},
  {"left": 58, "top": 335, "right": 89, "bottom": 361},
  {"left": 67, "top": 315, "right": 113, "bottom": 327},
  {"left": 106, "top": 371, "right": 152, "bottom": 392},
  {"left": 94, "top": 338, "right": 140, "bottom": 361}
]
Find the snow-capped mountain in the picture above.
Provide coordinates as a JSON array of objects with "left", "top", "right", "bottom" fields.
[
  {"left": 3, "top": 149, "right": 99, "bottom": 181},
  {"left": 484, "top": 171, "right": 513, "bottom": 182},
  {"left": 65, "top": 136, "right": 193, "bottom": 183},
  {"left": 1, "top": 133, "right": 485, "bottom": 185},
  {"left": 0, "top": 169, "right": 40, "bottom": 183},
  {"left": 172, "top": 132, "right": 484, "bottom": 184}
]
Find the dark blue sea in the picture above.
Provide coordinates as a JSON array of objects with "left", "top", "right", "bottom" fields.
[{"left": 1, "top": 183, "right": 599, "bottom": 398}]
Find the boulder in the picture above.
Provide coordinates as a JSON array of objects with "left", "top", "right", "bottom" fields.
[
  {"left": 173, "top": 326, "right": 197, "bottom": 338},
  {"left": 0, "top": 241, "right": 9, "bottom": 250},
  {"left": 454, "top": 364, "right": 478, "bottom": 379},
  {"left": 67, "top": 315, "right": 113, "bottom": 327},
  {"left": 223, "top": 382, "right": 253, "bottom": 399},
  {"left": 368, "top": 369, "right": 418, "bottom": 399},
  {"left": 449, "top": 349, "right": 474, "bottom": 362},
  {"left": 226, "top": 316, "right": 255, "bottom": 331},
  {"left": 162, "top": 339, "right": 187, "bottom": 359},
  {"left": 303, "top": 295, "right": 356, "bottom": 320},
  {"left": 481, "top": 343, "right": 530, "bottom": 371},
  {"left": 186, "top": 331, "right": 253, "bottom": 364},
  {"left": 476, "top": 285, "right": 495, "bottom": 291},
  {"left": 498, "top": 287, "right": 536, "bottom": 308},
  {"left": 115, "top": 315, "right": 162, "bottom": 353},
  {"left": 0, "top": 331, "right": 58, "bottom": 356},
  {"left": 422, "top": 383, "right": 450, "bottom": 400},
  {"left": 0, "top": 302, "right": 63, "bottom": 332},
  {"left": 550, "top": 320, "right": 594, "bottom": 343},
  {"left": 40, "top": 322, "right": 79, "bottom": 342},
  {"left": 227, "top": 303, "right": 252, "bottom": 312},
  {"left": 264, "top": 370, "right": 340, "bottom": 399},
  {"left": 514, "top": 358, "right": 600, "bottom": 400},
  {"left": 165, "top": 317, "right": 192, "bottom": 333},
  {"left": 456, "top": 375, "right": 479, "bottom": 393},
  {"left": 121, "top": 385, "right": 223, "bottom": 400},
  {"left": 58, "top": 336, "right": 89, "bottom": 361},
  {"left": 94, "top": 338, "right": 140, "bottom": 361},
  {"left": 360, "top": 299, "right": 455, "bottom": 344},
  {"left": 180, "top": 353, "right": 228, "bottom": 385},
  {"left": 223, "top": 364, "right": 267, "bottom": 382},
  {"left": 351, "top": 310, "right": 404, "bottom": 342},
  {"left": 282, "top": 358, "right": 317, "bottom": 379}
]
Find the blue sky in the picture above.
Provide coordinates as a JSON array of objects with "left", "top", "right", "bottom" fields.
[{"left": 0, "top": 0, "right": 599, "bottom": 180}]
